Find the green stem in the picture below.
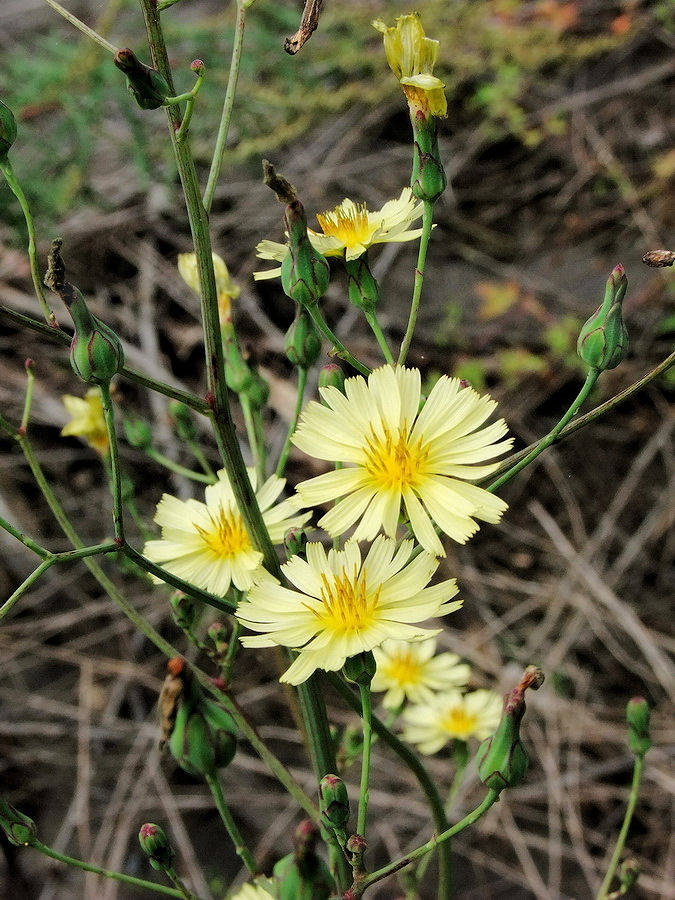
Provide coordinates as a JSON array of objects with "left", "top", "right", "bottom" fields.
[
  {"left": 307, "top": 304, "right": 370, "bottom": 376},
  {"left": 364, "top": 310, "right": 394, "bottom": 365},
  {"left": 204, "top": 772, "right": 258, "bottom": 875},
  {"left": 186, "top": 438, "right": 215, "bottom": 478},
  {"left": 0, "top": 157, "right": 55, "bottom": 325},
  {"left": 275, "top": 366, "right": 308, "bottom": 477},
  {"left": 21, "top": 361, "right": 36, "bottom": 432},
  {"left": 137, "top": 0, "right": 338, "bottom": 789},
  {"left": 240, "top": 393, "right": 266, "bottom": 483},
  {"left": 326, "top": 673, "right": 452, "bottom": 898},
  {"left": 488, "top": 368, "right": 599, "bottom": 493},
  {"left": 482, "top": 350, "right": 675, "bottom": 486},
  {"left": 163, "top": 868, "right": 196, "bottom": 900},
  {"left": 0, "top": 513, "right": 50, "bottom": 557},
  {"left": 595, "top": 754, "right": 645, "bottom": 900},
  {"left": 203, "top": 0, "right": 247, "bottom": 213},
  {"left": 146, "top": 447, "right": 215, "bottom": 483},
  {"left": 0, "top": 558, "right": 54, "bottom": 621},
  {"left": 355, "top": 790, "right": 500, "bottom": 896},
  {"left": 0, "top": 305, "right": 210, "bottom": 414},
  {"left": 397, "top": 200, "right": 434, "bottom": 366},
  {"left": 42, "top": 0, "right": 118, "bottom": 54},
  {"left": 356, "top": 682, "right": 373, "bottom": 837},
  {"left": 99, "top": 383, "right": 124, "bottom": 541},
  {"left": 221, "top": 617, "right": 242, "bottom": 682},
  {"left": 157, "top": 0, "right": 186, "bottom": 9},
  {"left": 26, "top": 839, "right": 201, "bottom": 898}
]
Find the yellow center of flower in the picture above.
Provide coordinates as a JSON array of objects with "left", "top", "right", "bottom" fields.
[
  {"left": 440, "top": 706, "right": 478, "bottom": 740},
  {"left": 314, "top": 566, "right": 380, "bottom": 634},
  {"left": 384, "top": 652, "right": 422, "bottom": 687},
  {"left": 316, "top": 203, "right": 375, "bottom": 249},
  {"left": 363, "top": 423, "right": 427, "bottom": 490},
  {"left": 195, "top": 505, "right": 251, "bottom": 558}
]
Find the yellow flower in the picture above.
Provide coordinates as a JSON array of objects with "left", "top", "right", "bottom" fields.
[
  {"left": 228, "top": 884, "right": 275, "bottom": 900},
  {"left": 292, "top": 365, "right": 512, "bottom": 557},
  {"left": 372, "top": 638, "right": 470, "bottom": 710},
  {"left": 373, "top": 13, "right": 447, "bottom": 118},
  {"left": 143, "top": 469, "right": 309, "bottom": 596},
  {"left": 60, "top": 388, "right": 109, "bottom": 456},
  {"left": 177, "top": 251, "right": 240, "bottom": 321},
  {"left": 402, "top": 689, "right": 503, "bottom": 753},
  {"left": 254, "top": 188, "right": 424, "bottom": 280},
  {"left": 236, "top": 535, "right": 461, "bottom": 685}
]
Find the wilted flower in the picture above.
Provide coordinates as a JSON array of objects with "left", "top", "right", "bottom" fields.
[
  {"left": 178, "top": 251, "right": 240, "bottom": 321},
  {"left": 61, "top": 388, "right": 109, "bottom": 456}
]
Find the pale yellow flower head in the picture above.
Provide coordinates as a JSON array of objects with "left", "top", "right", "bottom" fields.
[
  {"left": 61, "top": 388, "right": 108, "bottom": 456},
  {"left": 373, "top": 13, "right": 447, "bottom": 118},
  {"left": 372, "top": 638, "right": 471, "bottom": 710},
  {"left": 143, "top": 468, "right": 309, "bottom": 596},
  {"left": 237, "top": 535, "right": 461, "bottom": 685},
  {"left": 292, "top": 365, "right": 512, "bottom": 557},
  {"left": 254, "top": 188, "right": 424, "bottom": 280},
  {"left": 177, "top": 251, "right": 240, "bottom": 321},
  {"left": 402, "top": 689, "right": 503, "bottom": 753},
  {"left": 228, "top": 883, "right": 275, "bottom": 900}
]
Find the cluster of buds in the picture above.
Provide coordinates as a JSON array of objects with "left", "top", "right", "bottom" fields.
[{"left": 159, "top": 658, "right": 237, "bottom": 778}]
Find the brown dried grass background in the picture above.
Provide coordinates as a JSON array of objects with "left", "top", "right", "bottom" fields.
[{"left": 0, "top": 1, "right": 673, "bottom": 898}]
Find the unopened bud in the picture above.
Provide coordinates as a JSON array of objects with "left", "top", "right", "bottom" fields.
[
  {"left": 345, "top": 255, "right": 379, "bottom": 314},
  {"left": 319, "top": 774, "right": 350, "bottom": 832},
  {"left": 208, "top": 622, "right": 229, "bottom": 655},
  {"left": 343, "top": 650, "right": 376, "bottom": 686},
  {"left": 124, "top": 417, "right": 153, "bottom": 450},
  {"left": 273, "top": 819, "right": 334, "bottom": 900},
  {"left": 477, "top": 667, "right": 543, "bottom": 794},
  {"left": 318, "top": 364, "right": 345, "bottom": 394},
  {"left": 138, "top": 823, "right": 174, "bottom": 871},
  {"left": 280, "top": 200, "right": 330, "bottom": 306},
  {"left": 284, "top": 527, "right": 308, "bottom": 559},
  {"left": 0, "top": 100, "right": 17, "bottom": 156},
  {"left": 577, "top": 264, "right": 629, "bottom": 371},
  {"left": 170, "top": 591, "right": 198, "bottom": 632},
  {"left": 114, "top": 48, "right": 171, "bottom": 110},
  {"left": 285, "top": 307, "right": 322, "bottom": 368},
  {"left": 0, "top": 800, "right": 37, "bottom": 846},
  {"left": 410, "top": 115, "right": 447, "bottom": 203},
  {"left": 345, "top": 833, "right": 366, "bottom": 869},
  {"left": 244, "top": 370, "right": 271, "bottom": 412},
  {"left": 168, "top": 674, "right": 237, "bottom": 777},
  {"left": 169, "top": 401, "right": 197, "bottom": 442},
  {"left": 626, "top": 697, "right": 651, "bottom": 756}
]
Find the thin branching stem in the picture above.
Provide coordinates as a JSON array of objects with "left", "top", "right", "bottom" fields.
[
  {"left": 42, "top": 0, "right": 118, "bottom": 54},
  {"left": 205, "top": 773, "right": 258, "bottom": 875},
  {"left": 595, "top": 754, "right": 646, "bottom": 900},
  {"left": 397, "top": 200, "right": 434, "bottom": 366},
  {"left": 356, "top": 682, "right": 373, "bottom": 837},
  {"left": 276, "top": 366, "right": 308, "bottom": 477}
]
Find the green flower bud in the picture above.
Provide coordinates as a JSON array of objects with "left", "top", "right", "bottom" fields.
[
  {"left": 138, "top": 823, "right": 175, "bottom": 872},
  {"left": 169, "top": 401, "right": 197, "bottom": 443},
  {"left": 208, "top": 622, "right": 229, "bottom": 655},
  {"left": 285, "top": 308, "right": 322, "bottom": 368},
  {"left": 344, "top": 255, "right": 379, "bottom": 314},
  {"left": 410, "top": 114, "right": 447, "bottom": 203},
  {"left": 280, "top": 200, "right": 330, "bottom": 307},
  {"left": 168, "top": 676, "right": 237, "bottom": 777},
  {"left": 44, "top": 241, "right": 124, "bottom": 385},
  {"left": 318, "top": 364, "right": 345, "bottom": 394},
  {"left": 200, "top": 698, "right": 238, "bottom": 769},
  {"left": 577, "top": 264, "right": 629, "bottom": 371},
  {"left": 319, "top": 774, "right": 350, "bottom": 832},
  {"left": 343, "top": 650, "right": 376, "bottom": 686},
  {"left": 243, "top": 370, "right": 270, "bottom": 411},
  {"left": 477, "top": 681, "right": 532, "bottom": 794},
  {"left": 222, "top": 324, "right": 254, "bottom": 395},
  {"left": 114, "top": 49, "right": 171, "bottom": 110},
  {"left": 626, "top": 696, "right": 651, "bottom": 756},
  {"left": 284, "top": 527, "right": 308, "bottom": 559},
  {"left": 345, "top": 833, "right": 366, "bottom": 869},
  {"left": 170, "top": 591, "right": 198, "bottom": 632},
  {"left": 0, "top": 100, "right": 18, "bottom": 156},
  {"left": 273, "top": 820, "right": 334, "bottom": 900},
  {"left": 124, "top": 417, "right": 153, "bottom": 450},
  {"left": 0, "top": 800, "right": 37, "bottom": 846}
]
